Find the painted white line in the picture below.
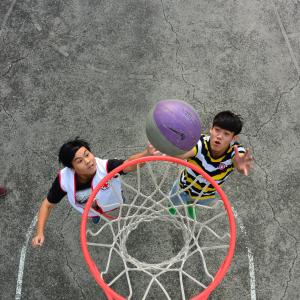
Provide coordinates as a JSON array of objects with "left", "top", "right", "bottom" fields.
[
  {"left": 15, "top": 215, "right": 38, "bottom": 300},
  {"left": 247, "top": 247, "right": 257, "bottom": 300},
  {"left": 272, "top": 0, "right": 300, "bottom": 77},
  {"left": 0, "top": 0, "right": 18, "bottom": 38},
  {"left": 232, "top": 207, "right": 257, "bottom": 300}
]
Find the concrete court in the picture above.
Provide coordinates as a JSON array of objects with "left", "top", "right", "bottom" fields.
[{"left": 0, "top": 0, "right": 299, "bottom": 299}]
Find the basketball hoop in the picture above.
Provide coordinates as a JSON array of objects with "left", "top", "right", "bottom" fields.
[{"left": 80, "top": 156, "right": 236, "bottom": 300}]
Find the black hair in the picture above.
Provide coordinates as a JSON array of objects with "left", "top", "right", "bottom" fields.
[
  {"left": 58, "top": 138, "right": 91, "bottom": 168},
  {"left": 212, "top": 111, "right": 243, "bottom": 135}
]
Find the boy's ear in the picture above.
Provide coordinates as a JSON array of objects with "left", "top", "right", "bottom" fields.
[{"left": 232, "top": 135, "right": 239, "bottom": 141}]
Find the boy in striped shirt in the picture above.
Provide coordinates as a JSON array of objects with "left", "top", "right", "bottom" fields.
[{"left": 169, "top": 111, "right": 253, "bottom": 218}]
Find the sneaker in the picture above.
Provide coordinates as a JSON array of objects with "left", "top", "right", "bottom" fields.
[
  {"left": 168, "top": 207, "right": 177, "bottom": 215},
  {"left": 92, "top": 216, "right": 100, "bottom": 224},
  {"left": 0, "top": 187, "right": 7, "bottom": 198},
  {"left": 187, "top": 206, "right": 196, "bottom": 220}
]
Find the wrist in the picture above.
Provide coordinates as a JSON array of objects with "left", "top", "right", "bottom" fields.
[
  {"left": 36, "top": 229, "right": 44, "bottom": 236},
  {"left": 143, "top": 149, "right": 149, "bottom": 156}
]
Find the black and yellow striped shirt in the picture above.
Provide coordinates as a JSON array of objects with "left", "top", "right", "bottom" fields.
[{"left": 179, "top": 134, "right": 245, "bottom": 200}]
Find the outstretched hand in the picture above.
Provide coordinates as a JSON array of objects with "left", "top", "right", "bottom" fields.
[
  {"left": 146, "top": 143, "right": 162, "bottom": 156},
  {"left": 233, "top": 145, "right": 253, "bottom": 176},
  {"left": 32, "top": 234, "right": 45, "bottom": 247}
]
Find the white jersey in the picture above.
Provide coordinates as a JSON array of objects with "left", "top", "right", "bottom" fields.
[{"left": 59, "top": 157, "right": 123, "bottom": 217}]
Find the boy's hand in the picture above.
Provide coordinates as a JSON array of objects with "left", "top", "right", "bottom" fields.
[
  {"left": 32, "top": 233, "right": 45, "bottom": 247},
  {"left": 146, "top": 143, "right": 161, "bottom": 156},
  {"left": 233, "top": 146, "right": 253, "bottom": 176}
]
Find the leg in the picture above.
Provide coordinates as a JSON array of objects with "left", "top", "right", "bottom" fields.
[
  {"left": 169, "top": 181, "right": 194, "bottom": 218},
  {"left": 91, "top": 201, "right": 101, "bottom": 224},
  {"left": 169, "top": 180, "right": 190, "bottom": 206},
  {"left": 186, "top": 201, "right": 196, "bottom": 220},
  {"left": 196, "top": 198, "right": 218, "bottom": 207}
]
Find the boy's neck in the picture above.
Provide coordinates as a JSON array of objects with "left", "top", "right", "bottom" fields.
[
  {"left": 76, "top": 172, "right": 95, "bottom": 184},
  {"left": 208, "top": 141, "right": 227, "bottom": 159}
]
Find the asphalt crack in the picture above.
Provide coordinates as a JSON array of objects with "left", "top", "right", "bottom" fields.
[
  {"left": 249, "top": 149, "right": 298, "bottom": 300},
  {"left": 1, "top": 54, "right": 30, "bottom": 77},
  {"left": 251, "top": 79, "right": 300, "bottom": 138},
  {"left": 60, "top": 207, "right": 86, "bottom": 299},
  {"left": 1, "top": 103, "right": 14, "bottom": 119},
  {"left": 160, "top": 0, "right": 207, "bottom": 112}
]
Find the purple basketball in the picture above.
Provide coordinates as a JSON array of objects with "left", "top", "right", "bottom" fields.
[{"left": 146, "top": 100, "right": 201, "bottom": 155}]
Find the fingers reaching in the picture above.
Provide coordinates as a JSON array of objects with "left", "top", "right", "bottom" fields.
[
  {"left": 32, "top": 235, "right": 44, "bottom": 248},
  {"left": 243, "top": 149, "right": 254, "bottom": 167},
  {"left": 243, "top": 166, "right": 249, "bottom": 176},
  {"left": 234, "top": 146, "right": 253, "bottom": 176},
  {"left": 234, "top": 145, "right": 239, "bottom": 156},
  {"left": 147, "top": 142, "right": 162, "bottom": 156}
]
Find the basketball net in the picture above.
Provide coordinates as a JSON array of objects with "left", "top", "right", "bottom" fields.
[{"left": 81, "top": 156, "right": 236, "bottom": 300}]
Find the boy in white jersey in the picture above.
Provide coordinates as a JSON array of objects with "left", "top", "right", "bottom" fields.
[
  {"left": 32, "top": 138, "right": 158, "bottom": 247},
  {"left": 169, "top": 111, "right": 253, "bottom": 218}
]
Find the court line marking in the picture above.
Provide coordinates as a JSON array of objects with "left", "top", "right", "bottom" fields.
[
  {"left": 232, "top": 207, "right": 257, "bottom": 300},
  {"left": 16, "top": 209, "right": 256, "bottom": 299},
  {"left": 247, "top": 247, "right": 257, "bottom": 300},
  {"left": 3, "top": 0, "right": 254, "bottom": 298},
  {"left": 0, "top": 0, "right": 18, "bottom": 38},
  {"left": 15, "top": 214, "right": 38, "bottom": 300},
  {"left": 272, "top": 0, "right": 300, "bottom": 77}
]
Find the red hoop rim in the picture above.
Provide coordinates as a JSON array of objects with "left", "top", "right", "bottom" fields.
[{"left": 80, "top": 155, "right": 236, "bottom": 300}]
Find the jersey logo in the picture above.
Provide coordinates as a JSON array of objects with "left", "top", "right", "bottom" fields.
[
  {"left": 101, "top": 181, "right": 110, "bottom": 190},
  {"left": 75, "top": 182, "right": 111, "bottom": 205},
  {"left": 75, "top": 188, "right": 92, "bottom": 205},
  {"left": 218, "top": 163, "right": 226, "bottom": 170}
]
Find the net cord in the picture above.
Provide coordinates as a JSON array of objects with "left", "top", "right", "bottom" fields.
[{"left": 81, "top": 156, "right": 236, "bottom": 300}]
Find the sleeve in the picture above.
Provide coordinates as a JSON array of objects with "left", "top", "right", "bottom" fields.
[
  {"left": 231, "top": 142, "right": 246, "bottom": 158},
  {"left": 107, "top": 159, "right": 126, "bottom": 175},
  {"left": 47, "top": 175, "right": 67, "bottom": 204},
  {"left": 193, "top": 135, "right": 204, "bottom": 157},
  {"left": 192, "top": 144, "right": 198, "bottom": 157}
]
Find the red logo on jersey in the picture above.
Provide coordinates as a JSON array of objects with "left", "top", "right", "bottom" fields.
[
  {"left": 218, "top": 163, "right": 226, "bottom": 170},
  {"left": 101, "top": 181, "right": 110, "bottom": 190}
]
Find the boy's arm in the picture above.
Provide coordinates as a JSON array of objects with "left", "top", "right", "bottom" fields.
[
  {"left": 122, "top": 143, "right": 160, "bottom": 173},
  {"left": 175, "top": 147, "right": 196, "bottom": 160},
  {"left": 122, "top": 144, "right": 196, "bottom": 173},
  {"left": 233, "top": 145, "right": 253, "bottom": 176},
  {"left": 32, "top": 198, "right": 55, "bottom": 247}
]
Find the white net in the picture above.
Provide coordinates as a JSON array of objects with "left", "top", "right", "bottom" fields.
[{"left": 85, "top": 160, "right": 233, "bottom": 300}]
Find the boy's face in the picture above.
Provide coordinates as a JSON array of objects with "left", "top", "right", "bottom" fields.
[
  {"left": 71, "top": 147, "right": 97, "bottom": 176},
  {"left": 209, "top": 126, "right": 236, "bottom": 155}
]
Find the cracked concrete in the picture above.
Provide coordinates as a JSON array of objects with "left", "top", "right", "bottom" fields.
[
  {"left": 60, "top": 207, "right": 86, "bottom": 300},
  {"left": 251, "top": 78, "right": 300, "bottom": 138},
  {"left": 1, "top": 0, "right": 300, "bottom": 299}
]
